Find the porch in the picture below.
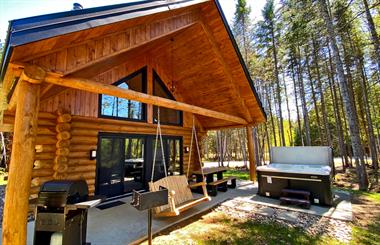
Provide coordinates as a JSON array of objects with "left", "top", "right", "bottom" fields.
[
  {"left": 0, "top": 1, "right": 268, "bottom": 243},
  {"left": 8, "top": 181, "right": 351, "bottom": 245}
]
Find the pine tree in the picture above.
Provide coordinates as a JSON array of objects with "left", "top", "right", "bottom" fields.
[{"left": 318, "top": 0, "right": 369, "bottom": 190}]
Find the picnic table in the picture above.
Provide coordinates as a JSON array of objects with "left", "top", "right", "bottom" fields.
[{"left": 192, "top": 167, "right": 236, "bottom": 196}]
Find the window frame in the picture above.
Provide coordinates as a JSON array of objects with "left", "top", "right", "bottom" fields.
[
  {"left": 98, "top": 67, "right": 147, "bottom": 122},
  {"left": 152, "top": 70, "right": 183, "bottom": 126}
]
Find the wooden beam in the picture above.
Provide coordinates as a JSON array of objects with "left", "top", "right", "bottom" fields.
[
  {"left": 0, "top": 124, "right": 14, "bottom": 132},
  {"left": 7, "top": 85, "right": 18, "bottom": 112},
  {"left": 40, "top": 83, "right": 54, "bottom": 97},
  {"left": 44, "top": 73, "right": 247, "bottom": 125},
  {"left": 246, "top": 126, "right": 256, "bottom": 182},
  {"left": 2, "top": 65, "right": 44, "bottom": 245},
  {"left": 199, "top": 20, "right": 253, "bottom": 123}
]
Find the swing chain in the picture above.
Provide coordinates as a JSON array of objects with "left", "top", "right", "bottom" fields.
[
  {"left": 187, "top": 115, "right": 205, "bottom": 182},
  {"left": 151, "top": 107, "right": 168, "bottom": 182}
]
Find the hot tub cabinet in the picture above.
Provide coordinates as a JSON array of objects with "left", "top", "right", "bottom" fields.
[{"left": 257, "top": 147, "right": 334, "bottom": 206}]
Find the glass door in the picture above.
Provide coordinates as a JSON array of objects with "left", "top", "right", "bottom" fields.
[
  {"left": 97, "top": 136, "right": 124, "bottom": 197},
  {"left": 145, "top": 136, "right": 183, "bottom": 182},
  {"left": 97, "top": 134, "right": 182, "bottom": 197},
  {"left": 124, "top": 137, "right": 145, "bottom": 193}
]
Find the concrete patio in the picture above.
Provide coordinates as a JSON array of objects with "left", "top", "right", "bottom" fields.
[{"left": 16, "top": 181, "right": 351, "bottom": 245}]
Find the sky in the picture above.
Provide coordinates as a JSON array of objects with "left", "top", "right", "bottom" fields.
[{"left": 0, "top": 0, "right": 267, "bottom": 42}]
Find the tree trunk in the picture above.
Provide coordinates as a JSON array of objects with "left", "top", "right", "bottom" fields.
[
  {"left": 253, "top": 128, "right": 260, "bottom": 166},
  {"left": 282, "top": 71, "right": 293, "bottom": 145},
  {"left": 312, "top": 37, "right": 332, "bottom": 146},
  {"left": 266, "top": 84, "right": 277, "bottom": 146},
  {"left": 318, "top": 0, "right": 368, "bottom": 190},
  {"left": 358, "top": 56, "right": 379, "bottom": 172},
  {"left": 363, "top": 0, "right": 380, "bottom": 71},
  {"left": 325, "top": 55, "right": 348, "bottom": 171},
  {"left": 306, "top": 49, "right": 323, "bottom": 144},
  {"left": 270, "top": 22, "right": 286, "bottom": 146},
  {"left": 291, "top": 60, "right": 304, "bottom": 146},
  {"left": 297, "top": 46, "right": 311, "bottom": 146}
]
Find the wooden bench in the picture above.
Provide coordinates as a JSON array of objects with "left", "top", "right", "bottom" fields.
[
  {"left": 280, "top": 189, "right": 311, "bottom": 209},
  {"left": 208, "top": 176, "right": 237, "bottom": 196}
]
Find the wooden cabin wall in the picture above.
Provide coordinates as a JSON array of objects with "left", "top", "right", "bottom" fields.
[
  {"left": 4, "top": 112, "right": 57, "bottom": 198},
  {"left": 4, "top": 111, "right": 195, "bottom": 198}
]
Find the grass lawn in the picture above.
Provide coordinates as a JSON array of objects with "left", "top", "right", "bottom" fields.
[
  {"left": 349, "top": 190, "right": 380, "bottom": 245},
  {"left": 0, "top": 168, "right": 7, "bottom": 185},
  {"left": 224, "top": 169, "right": 250, "bottom": 180}
]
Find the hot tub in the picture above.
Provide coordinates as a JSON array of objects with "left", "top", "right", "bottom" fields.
[{"left": 257, "top": 147, "right": 333, "bottom": 206}]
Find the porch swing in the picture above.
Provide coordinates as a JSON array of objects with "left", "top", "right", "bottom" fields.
[{"left": 148, "top": 108, "right": 211, "bottom": 217}]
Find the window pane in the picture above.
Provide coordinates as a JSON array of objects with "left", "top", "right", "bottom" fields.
[
  {"left": 124, "top": 138, "right": 144, "bottom": 192},
  {"left": 153, "top": 72, "right": 182, "bottom": 125},
  {"left": 168, "top": 139, "right": 181, "bottom": 176},
  {"left": 100, "top": 69, "right": 146, "bottom": 120},
  {"left": 151, "top": 139, "right": 167, "bottom": 181}
]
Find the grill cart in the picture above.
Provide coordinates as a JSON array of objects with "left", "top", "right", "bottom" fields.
[
  {"left": 131, "top": 187, "right": 168, "bottom": 245},
  {"left": 32, "top": 180, "right": 102, "bottom": 245}
]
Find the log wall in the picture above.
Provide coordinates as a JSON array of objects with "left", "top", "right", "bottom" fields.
[
  {"left": 67, "top": 115, "right": 194, "bottom": 196},
  {"left": 4, "top": 109, "right": 197, "bottom": 198}
]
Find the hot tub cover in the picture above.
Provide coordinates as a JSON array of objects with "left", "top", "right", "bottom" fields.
[{"left": 257, "top": 163, "right": 331, "bottom": 176}]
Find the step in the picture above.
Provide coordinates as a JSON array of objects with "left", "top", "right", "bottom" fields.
[
  {"left": 281, "top": 188, "right": 310, "bottom": 196},
  {"left": 280, "top": 197, "right": 311, "bottom": 208}
]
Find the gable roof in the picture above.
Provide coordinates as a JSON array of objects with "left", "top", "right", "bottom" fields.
[
  {"left": 0, "top": 0, "right": 266, "bottom": 128},
  {"left": 1, "top": 0, "right": 208, "bottom": 81}
]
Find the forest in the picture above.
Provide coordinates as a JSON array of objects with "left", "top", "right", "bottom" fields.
[{"left": 202, "top": 0, "right": 380, "bottom": 190}]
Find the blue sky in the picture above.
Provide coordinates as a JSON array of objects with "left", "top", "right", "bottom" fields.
[{"left": 0, "top": 0, "right": 267, "bottom": 42}]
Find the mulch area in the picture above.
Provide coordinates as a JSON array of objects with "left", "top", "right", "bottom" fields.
[{"left": 219, "top": 200, "right": 351, "bottom": 242}]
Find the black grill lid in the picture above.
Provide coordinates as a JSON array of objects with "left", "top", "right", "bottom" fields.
[{"left": 39, "top": 180, "right": 89, "bottom": 205}]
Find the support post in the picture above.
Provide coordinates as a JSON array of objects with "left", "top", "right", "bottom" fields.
[
  {"left": 2, "top": 65, "right": 44, "bottom": 245},
  {"left": 148, "top": 208, "right": 153, "bottom": 245},
  {"left": 246, "top": 126, "right": 256, "bottom": 182}
]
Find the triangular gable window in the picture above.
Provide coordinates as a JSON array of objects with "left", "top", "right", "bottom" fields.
[
  {"left": 153, "top": 70, "right": 182, "bottom": 126},
  {"left": 99, "top": 67, "right": 147, "bottom": 121}
]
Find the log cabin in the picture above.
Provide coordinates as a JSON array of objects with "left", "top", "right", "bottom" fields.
[{"left": 0, "top": 0, "right": 266, "bottom": 244}]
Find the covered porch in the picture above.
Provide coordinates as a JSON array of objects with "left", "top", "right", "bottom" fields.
[{"left": 0, "top": 0, "right": 266, "bottom": 244}]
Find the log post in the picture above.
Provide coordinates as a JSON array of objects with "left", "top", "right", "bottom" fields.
[
  {"left": 2, "top": 65, "right": 45, "bottom": 245},
  {"left": 246, "top": 126, "right": 256, "bottom": 182}
]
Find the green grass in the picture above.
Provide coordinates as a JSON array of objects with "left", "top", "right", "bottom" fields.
[
  {"left": 199, "top": 218, "right": 338, "bottom": 245},
  {"left": 0, "top": 168, "right": 7, "bottom": 185},
  {"left": 333, "top": 187, "right": 380, "bottom": 245},
  {"left": 224, "top": 169, "right": 250, "bottom": 180},
  {"left": 351, "top": 221, "right": 380, "bottom": 245},
  {"left": 334, "top": 187, "right": 380, "bottom": 203}
]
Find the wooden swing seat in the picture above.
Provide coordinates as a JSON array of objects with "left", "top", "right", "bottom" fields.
[{"left": 148, "top": 175, "right": 211, "bottom": 217}]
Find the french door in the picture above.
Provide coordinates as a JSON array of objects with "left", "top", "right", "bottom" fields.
[{"left": 96, "top": 133, "right": 182, "bottom": 197}]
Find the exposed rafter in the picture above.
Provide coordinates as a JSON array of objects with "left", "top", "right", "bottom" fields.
[{"left": 199, "top": 20, "right": 253, "bottom": 122}]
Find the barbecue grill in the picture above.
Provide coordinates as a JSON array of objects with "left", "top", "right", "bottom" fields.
[{"left": 33, "top": 180, "right": 96, "bottom": 245}]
